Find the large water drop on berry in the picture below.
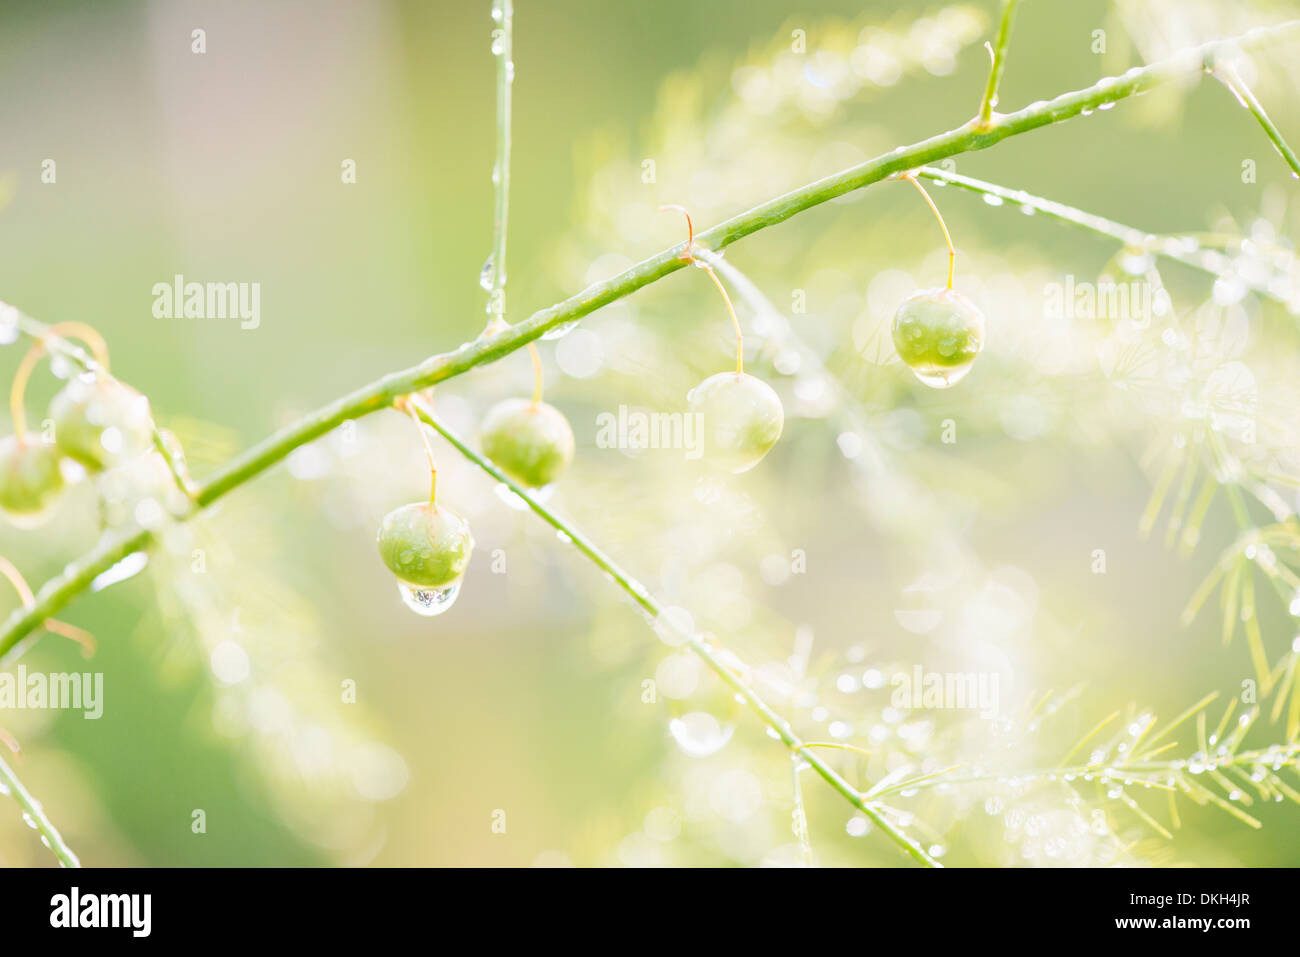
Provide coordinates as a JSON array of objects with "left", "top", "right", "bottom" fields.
[
  {"left": 891, "top": 287, "right": 985, "bottom": 389},
  {"left": 397, "top": 580, "right": 462, "bottom": 617}
]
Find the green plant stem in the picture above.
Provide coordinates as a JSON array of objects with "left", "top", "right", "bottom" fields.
[
  {"left": 406, "top": 396, "right": 939, "bottom": 866},
  {"left": 978, "top": 0, "right": 1020, "bottom": 127},
  {"left": 1213, "top": 59, "right": 1300, "bottom": 178},
  {"left": 485, "top": 0, "right": 514, "bottom": 329},
  {"left": 2, "top": 20, "right": 1298, "bottom": 663},
  {"left": 0, "top": 751, "right": 81, "bottom": 867}
]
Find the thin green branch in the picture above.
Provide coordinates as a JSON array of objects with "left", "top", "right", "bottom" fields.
[
  {"left": 407, "top": 395, "right": 940, "bottom": 866},
  {"left": 978, "top": 0, "right": 1020, "bottom": 127},
  {"left": 0, "top": 751, "right": 81, "bottom": 867},
  {"left": 2, "top": 20, "right": 1299, "bottom": 663},
  {"left": 485, "top": 0, "right": 514, "bottom": 330},
  {"left": 1212, "top": 58, "right": 1300, "bottom": 178}
]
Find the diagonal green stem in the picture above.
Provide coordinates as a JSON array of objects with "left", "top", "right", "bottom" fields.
[
  {"left": 0, "top": 751, "right": 81, "bottom": 867},
  {"left": 978, "top": 0, "right": 1020, "bottom": 127},
  {"left": 406, "top": 395, "right": 940, "bottom": 866},
  {"left": 2, "top": 21, "right": 1298, "bottom": 664},
  {"left": 1212, "top": 58, "right": 1300, "bottom": 178}
]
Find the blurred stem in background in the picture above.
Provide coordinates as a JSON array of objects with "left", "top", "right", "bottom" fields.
[
  {"left": 0, "top": 751, "right": 80, "bottom": 868},
  {"left": 484, "top": 0, "right": 514, "bottom": 333}
]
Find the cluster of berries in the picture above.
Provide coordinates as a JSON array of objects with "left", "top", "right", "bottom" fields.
[{"left": 374, "top": 184, "right": 985, "bottom": 615}]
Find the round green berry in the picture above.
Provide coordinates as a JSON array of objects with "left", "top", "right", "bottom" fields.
[
  {"left": 376, "top": 502, "right": 473, "bottom": 588},
  {"left": 49, "top": 376, "right": 155, "bottom": 471},
  {"left": 0, "top": 436, "right": 65, "bottom": 520},
  {"left": 890, "top": 287, "right": 985, "bottom": 388},
  {"left": 688, "top": 371, "right": 784, "bottom": 473},
  {"left": 479, "top": 398, "right": 575, "bottom": 489}
]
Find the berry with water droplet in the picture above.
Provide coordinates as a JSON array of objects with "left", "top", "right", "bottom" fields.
[
  {"left": 891, "top": 287, "right": 985, "bottom": 388},
  {"left": 377, "top": 502, "right": 473, "bottom": 592},
  {"left": 0, "top": 436, "right": 64, "bottom": 521},
  {"left": 479, "top": 398, "right": 574, "bottom": 488},
  {"left": 48, "top": 376, "right": 155, "bottom": 470},
  {"left": 688, "top": 372, "right": 783, "bottom": 473}
]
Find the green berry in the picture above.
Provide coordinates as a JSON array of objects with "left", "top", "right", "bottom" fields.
[
  {"left": 890, "top": 287, "right": 985, "bottom": 388},
  {"left": 0, "top": 436, "right": 65, "bottom": 521},
  {"left": 376, "top": 502, "right": 473, "bottom": 588},
  {"left": 49, "top": 376, "right": 155, "bottom": 471},
  {"left": 688, "top": 371, "right": 784, "bottom": 473},
  {"left": 479, "top": 398, "right": 575, "bottom": 488}
]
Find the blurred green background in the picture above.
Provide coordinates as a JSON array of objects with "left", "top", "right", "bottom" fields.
[{"left": 1, "top": 0, "right": 1299, "bottom": 867}]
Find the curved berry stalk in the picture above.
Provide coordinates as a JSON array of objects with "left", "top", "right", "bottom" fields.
[
  {"left": 664, "top": 205, "right": 784, "bottom": 473},
  {"left": 890, "top": 174, "right": 985, "bottom": 389},
  {"left": 0, "top": 325, "right": 110, "bottom": 523}
]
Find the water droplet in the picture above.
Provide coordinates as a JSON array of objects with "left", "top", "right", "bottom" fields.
[
  {"left": 542, "top": 320, "right": 579, "bottom": 340},
  {"left": 669, "top": 712, "right": 733, "bottom": 756},
  {"left": 494, "top": 481, "right": 550, "bottom": 511},
  {"left": 0, "top": 304, "right": 19, "bottom": 345},
  {"left": 479, "top": 255, "right": 495, "bottom": 292},
  {"left": 397, "top": 580, "right": 461, "bottom": 617},
  {"left": 846, "top": 815, "right": 871, "bottom": 837},
  {"left": 90, "top": 551, "right": 149, "bottom": 592},
  {"left": 982, "top": 194, "right": 1004, "bottom": 207},
  {"left": 911, "top": 365, "right": 973, "bottom": 388}
]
